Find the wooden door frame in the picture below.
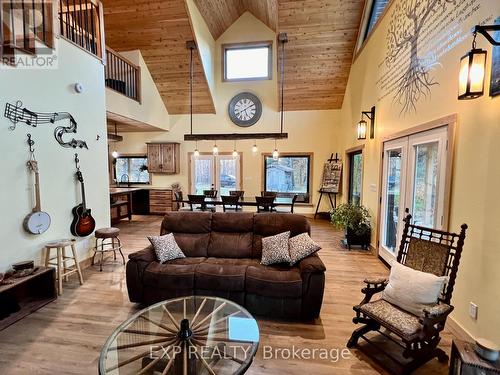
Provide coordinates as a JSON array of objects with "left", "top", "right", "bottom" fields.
[
  {"left": 345, "top": 145, "right": 365, "bottom": 205},
  {"left": 375, "top": 114, "right": 457, "bottom": 251},
  {"left": 187, "top": 152, "right": 243, "bottom": 194}
]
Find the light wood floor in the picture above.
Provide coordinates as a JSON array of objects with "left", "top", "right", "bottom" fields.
[{"left": 0, "top": 216, "right": 453, "bottom": 374}]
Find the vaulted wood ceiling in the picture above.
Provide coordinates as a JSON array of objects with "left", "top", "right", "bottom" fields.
[
  {"left": 103, "top": 0, "right": 215, "bottom": 115},
  {"left": 193, "top": 0, "right": 278, "bottom": 39},
  {"left": 103, "top": 0, "right": 365, "bottom": 114}
]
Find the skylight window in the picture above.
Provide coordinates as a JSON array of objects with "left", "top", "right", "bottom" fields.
[{"left": 223, "top": 42, "right": 272, "bottom": 81}]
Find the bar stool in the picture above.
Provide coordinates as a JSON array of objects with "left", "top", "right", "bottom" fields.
[
  {"left": 92, "top": 227, "right": 125, "bottom": 272},
  {"left": 45, "top": 239, "right": 84, "bottom": 295}
]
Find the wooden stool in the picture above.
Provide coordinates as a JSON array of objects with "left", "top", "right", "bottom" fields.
[
  {"left": 44, "top": 239, "right": 84, "bottom": 295},
  {"left": 92, "top": 227, "right": 125, "bottom": 272}
]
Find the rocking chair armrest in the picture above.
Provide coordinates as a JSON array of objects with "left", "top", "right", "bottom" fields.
[
  {"left": 363, "top": 277, "right": 388, "bottom": 286},
  {"left": 359, "top": 278, "right": 388, "bottom": 305},
  {"left": 421, "top": 303, "right": 454, "bottom": 320}
]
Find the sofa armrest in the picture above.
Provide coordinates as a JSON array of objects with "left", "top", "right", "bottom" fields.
[
  {"left": 128, "top": 246, "right": 157, "bottom": 262},
  {"left": 298, "top": 254, "right": 326, "bottom": 274}
]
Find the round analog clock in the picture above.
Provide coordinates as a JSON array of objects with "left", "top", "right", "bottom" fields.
[{"left": 228, "top": 92, "right": 262, "bottom": 127}]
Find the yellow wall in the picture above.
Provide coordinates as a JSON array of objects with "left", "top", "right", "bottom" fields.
[
  {"left": 106, "top": 50, "right": 170, "bottom": 131},
  {"left": 0, "top": 39, "right": 110, "bottom": 272},
  {"left": 337, "top": 0, "right": 500, "bottom": 342},
  {"left": 115, "top": 12, "right": 340, "bottom": 213}
]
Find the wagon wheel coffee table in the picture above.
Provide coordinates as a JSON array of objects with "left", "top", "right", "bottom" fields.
[{"left": 100, "top": 296, "right": 260, "bottom": 375}]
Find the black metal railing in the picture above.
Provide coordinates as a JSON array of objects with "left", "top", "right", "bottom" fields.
[
  {"left": 0, "top": 0, "right": 54, "bottom": 59},
  {"left": 105, "top": 47, "right": 141, "bottom": 102},
  {"left": 58, "top": 0, "right": 103, "bottom": 59}
]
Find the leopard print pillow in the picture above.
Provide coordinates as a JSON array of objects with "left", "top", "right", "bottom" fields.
[
  {"left": 148, "top": 233, "right": 186, "bottom": 263},
  {"left": 289, "top": 233, "right": 321, "bottom": 265},
  {"left": 261, "top": 231, "right": 291, "bottom": 265}
]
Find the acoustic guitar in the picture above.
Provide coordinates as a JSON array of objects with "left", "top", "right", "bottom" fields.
[
  {"left": 70, "top": 170, "right": 96, "bottom": 237},
  {"left": 23, "top": 160, "right": 51, "bottom": 234}
]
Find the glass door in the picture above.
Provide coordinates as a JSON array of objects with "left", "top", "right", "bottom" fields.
[
  {"left": 379, "top": 126, "right": 449, "bottom": 263},
  {"left": 216, "top": 154, "right": 240, "bottom": 196},
  {"left": 191, "top": 155, "right": 214, "bottom": 194},
  {"left": 380, "top": 138, "right": 407, "bottom": 263}
]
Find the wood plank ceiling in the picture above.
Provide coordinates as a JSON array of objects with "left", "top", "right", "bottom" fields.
[
  {"left": 103, "top": 0, "right": 365, "bottom": 113},
  {"left": 193, "top": 0, "right": 365, "bottom": 111},
  {"left": 102, "top": 0, "right": 215, "bottom": 115}
]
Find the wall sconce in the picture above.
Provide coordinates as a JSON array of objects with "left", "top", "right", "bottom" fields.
[
  {"left": 458, "top": 24, "right": 500, "bottom": 100},
  {"left": 357, "top": 106, "right": 375, "bottom": 140}
]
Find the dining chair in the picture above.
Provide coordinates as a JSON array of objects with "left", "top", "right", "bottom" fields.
[
  {"left": 229, "top": 190, "right": 245, "bottom": 198},
  {"left": 221, "top": 195, "right": 241, "bottom": 212},
  {"left": 261, "top": 191, "right": 278, "bottom": 198},
  {"left": 188, "top": 194, "right": 213, "bottom": 212},
  {"left": 173, "top": 191, "right": 191, "bottom": 211},
  {"left": 274, "top": 194, "right": 299, "bottom": 214},
  {"left": 255, "top": 196, "right": 275, "bottom": 213},
  {"left": 203, "top": 189, "right": 218, "bottom": 198}
]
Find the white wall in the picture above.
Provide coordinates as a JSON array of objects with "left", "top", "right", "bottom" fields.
[{"left": 0, "top": 39, "right": 110, "bottom": 272}]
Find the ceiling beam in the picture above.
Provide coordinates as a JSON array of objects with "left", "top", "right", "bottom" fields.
[{"left": 184, "top": 133, "right": 288, "bottom": 141}]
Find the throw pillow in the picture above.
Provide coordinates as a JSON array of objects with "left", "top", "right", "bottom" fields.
[
  {"left": 147, "top": 233, "right": 186, "bottom": 263},
  {"left": 289, "top": 233, "right": 321, "bottom": 265},
  {"left": 383, "top": 261, "right": 448, "bottom": 316},
  {"left": 261, "top": 231, "right": 291, "bottom": 265}
]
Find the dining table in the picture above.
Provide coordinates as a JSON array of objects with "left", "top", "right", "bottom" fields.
[{"left": 174, "top": 196, "right": 294, "bottom": 208}]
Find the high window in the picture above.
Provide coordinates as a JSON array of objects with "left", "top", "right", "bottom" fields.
[
  {"left": 263, "top": 154, "right": 312, "bottom": 203},
  {"left": 222, "top": 41, "right": 272, "bottom": 81},
  {"left": 115, "top": 156, "right": 149, "bottom": 184},
  {"left": 347, "top": 150, "right": 363, "bottom": 205},
  {"left": 364, "top": 0, "right": 389, "bottom": 40}
]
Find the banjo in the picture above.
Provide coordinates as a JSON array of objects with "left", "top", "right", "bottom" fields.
[{"left": 23, "top": 135, "right": 51, "bottom": 235}]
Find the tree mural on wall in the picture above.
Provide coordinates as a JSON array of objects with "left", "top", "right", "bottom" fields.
[{"left": 386, "top": 0, "right": 456, "bottom": 114}]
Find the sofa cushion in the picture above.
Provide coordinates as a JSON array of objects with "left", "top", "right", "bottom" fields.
[
  {"left": 171, "top": 233, "right": 211, "bottom": 257},
  {"left": 289, "top": 233, "right": 321, "bottom": 265},
  {"left": 246, "top": 264, "right": 302, "bottom": 298},
  {"left": 147, "top": 233, "right": 185, "bottom": 263},
  {"left": 253, "top": 214, "right": 310, "bottom": 258},
  {"left": 208, "top": 232, "right": 253, "bottom": 258},
  {"left": 211, "top": 212, "right": 254, "bottom": 232},
  {"left": 196, "top": 263, "right": 248, "bottom": 292},
  {"left": 143, "top": 257, "right": 206, "bottom": 290},
  {"left": 161, "top": 211, "right": 212, "bottom": 234},
  {"left": 261, "top": 231, "right": 291, "bottom": 265}
]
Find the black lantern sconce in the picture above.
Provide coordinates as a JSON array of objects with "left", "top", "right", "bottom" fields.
[
  {"left": 458, "top": 24, "right": 500, "bottom": 100},
  {"left": 357, "top": 106, "right": 375, "bottom": 140}
]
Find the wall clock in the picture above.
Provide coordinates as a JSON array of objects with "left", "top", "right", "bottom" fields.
[{"left": 228, "top": 92, "right": 262, "bottom": 127}]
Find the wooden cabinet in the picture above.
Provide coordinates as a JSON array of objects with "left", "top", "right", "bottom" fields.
[
  {"left": 149, "top": 190, "right": 173, "bottom": 214},
  {"left": 147, "top": 142, "right": 180, "bottom": 174}
]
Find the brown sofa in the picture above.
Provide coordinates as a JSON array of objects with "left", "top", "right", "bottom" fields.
[{"left": 126, "top": 211, "right": 326, "bottom": 320}]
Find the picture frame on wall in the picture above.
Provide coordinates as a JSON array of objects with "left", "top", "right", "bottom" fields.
[{"left": 489, "top": 17, "right": 500, "bottom": 97}]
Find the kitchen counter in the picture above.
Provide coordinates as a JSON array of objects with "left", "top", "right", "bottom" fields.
[
  {"left": 109, "top": 187, "right": 174, "bottom": 219},
  {"left": 109, "top": 187, "right": 172, "bottom": 195}
]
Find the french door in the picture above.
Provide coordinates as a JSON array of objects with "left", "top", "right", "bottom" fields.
[
  {"left": 190, "top": 154, "right": 241, "bottom": 196},
  {"left": 379, "top": 126, "right": 449, "bottom": 263}
]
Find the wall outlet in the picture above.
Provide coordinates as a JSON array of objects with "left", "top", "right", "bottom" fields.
[{"left": 469, "top": 302, "right": 478, "bottom": 320}]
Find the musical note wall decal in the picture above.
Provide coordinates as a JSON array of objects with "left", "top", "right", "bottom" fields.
[{"left": 4, "top": 101, "right": 88, "bottom": 149}]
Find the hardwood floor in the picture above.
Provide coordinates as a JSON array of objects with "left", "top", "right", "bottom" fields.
[{"left": 0, "top": 216, "right": 452, "bottom": 374}]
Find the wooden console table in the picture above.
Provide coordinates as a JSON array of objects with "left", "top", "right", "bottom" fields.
[{"left": 0, "top": 267, "right": 57, "bottom": 331}]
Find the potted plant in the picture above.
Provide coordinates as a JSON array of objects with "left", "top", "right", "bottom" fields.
[{"left": 330, "top": 203, "right": 371, "bottom": 250}]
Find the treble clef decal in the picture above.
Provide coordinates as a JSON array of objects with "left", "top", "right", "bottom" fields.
[
  {"left": 4, "top": 101, "right": 88, "bottom": 149},
  {"left": 52, "top": 112, "right": 88, "bottom": 149}
]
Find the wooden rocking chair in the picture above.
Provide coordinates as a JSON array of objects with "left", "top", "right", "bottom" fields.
[{"left": 347, "top": 212, "right": 468, "bottom": 374}]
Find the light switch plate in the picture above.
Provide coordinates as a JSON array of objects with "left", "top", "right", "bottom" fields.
[
  {"left": 370, "top": 183, "right": 377, "bottom": 192},
  {"left": 469, "top": 302, "right": 478, "bottom": 320}
]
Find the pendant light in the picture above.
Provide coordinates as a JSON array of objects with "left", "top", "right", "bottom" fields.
[
  {"left": 194, "top": 140, "right": 200, "bottom": 158},
  {"left": 357, "top": 119, "right": 367, "bottom": 140},
  {"left": 111, "top": 123, "right": 119, "bottom": 158},
  {"left": 213, "top": 141, "right": 218, "bottom": 155},
  {"left": 232, "top": 140, "right": 238, "bottom": 158},
  {"left": 252, "top": 140, "right": 258, "bottom": 154},
  {"left": 273, "top": 139, "right": 279, "bottom": 160}
]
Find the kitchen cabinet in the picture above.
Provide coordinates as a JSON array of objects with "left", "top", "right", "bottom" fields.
[
  {"left": 149, "top": 190, "right": 173, "bottom": 214},
  {"left": 147, "top": 142, "right": 180, "bottom": 174}
]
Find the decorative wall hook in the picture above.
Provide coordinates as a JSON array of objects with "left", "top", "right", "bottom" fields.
[
  {"left": 74, "top": 153, "right": 81, "bottom": 171},
  {"left": 4, "top": 101, "right": 88, "bottom": 149}
]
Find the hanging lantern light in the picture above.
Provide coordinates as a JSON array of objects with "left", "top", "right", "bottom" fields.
[
  {"left": 252, "top": 140, "right": 258, "bottom": 153},
  {"left": 458, "top": 31, "right": 487, "bottom": 100},
  {"left": 212, "top": 141, "right": 218, "bottom": 155},
  {"left": 112, "top": 150, "right": 119, "bottom": 158},
  {"left": 194, "top": 140, "right": 200, "bottom": 158},
  {"left": 272, "top": 139, "right": 279, "bottom": 160},
  {"left": 232, "top": 140, "right": 238, "bottom": 158},
  {"left": 357, "top": 119, "right": 367, "bottom": 140}
]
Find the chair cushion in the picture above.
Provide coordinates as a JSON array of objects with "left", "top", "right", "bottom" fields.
[
  {"left": 95, "top": 227, "right": 120, "bottom": 238},
  {"left": 383, "top": 262, "right": 447, "bottom": 316},
  {"left": 261, "top": 231, "right": 291, "bottom": 265},
  {"left": 246, "top": 264, "right": 302, "bottom": 298},
  {"left": 289, "top": 233, "right": 321, "bottom": 265},
  {"left": 359, "top": 299, "right": 422, "bottom": 340},
  {"left": 143, "top": 258, "right": 206, "bottom": 290},
  {"left": 405, "top": 238, "right": 450, "bottom": 276},
  {"left": 147, "top": 233, "right": 185, "bottom": 263}
]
